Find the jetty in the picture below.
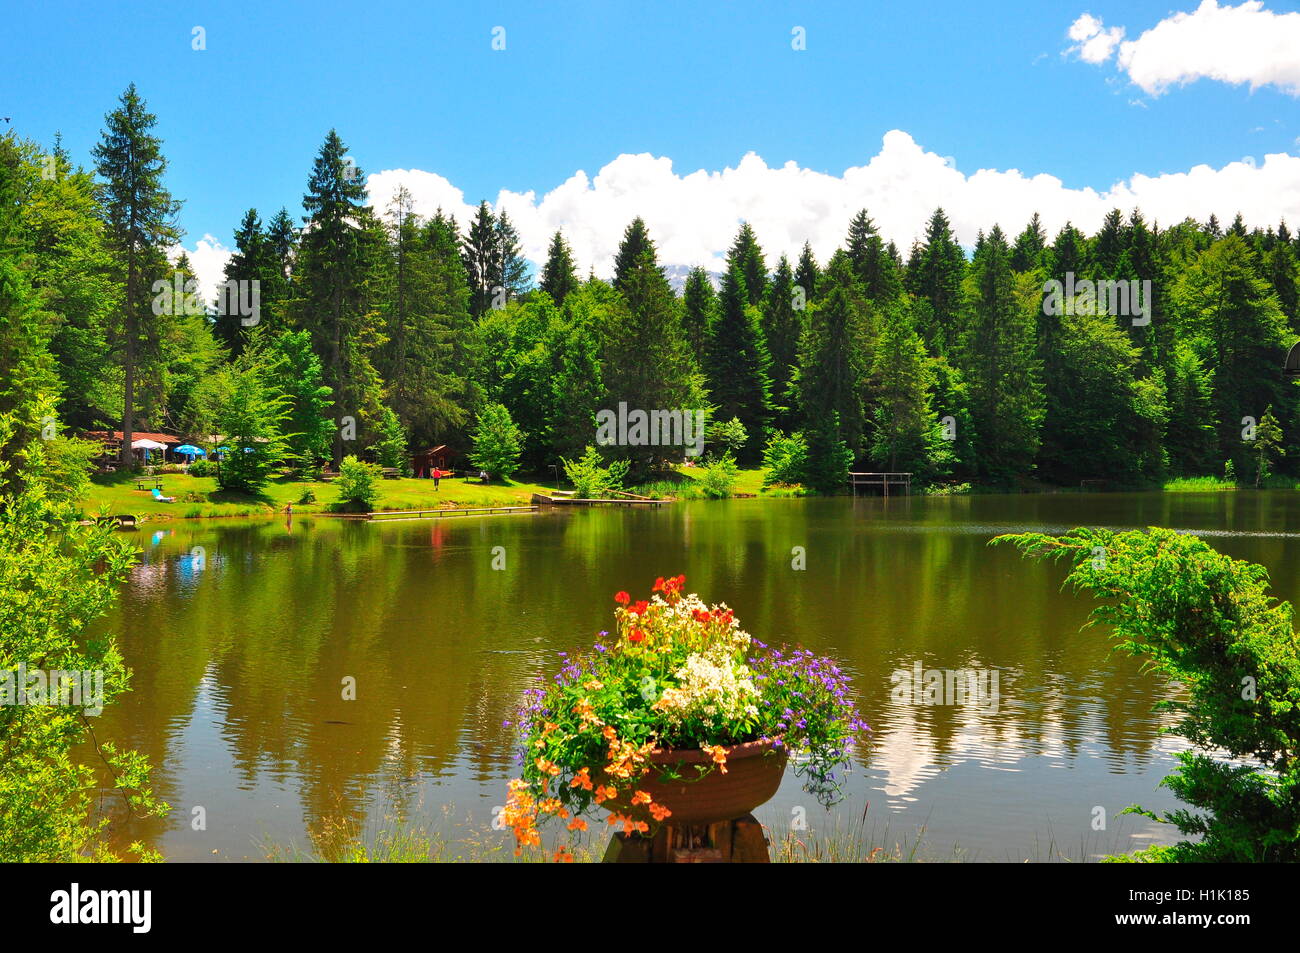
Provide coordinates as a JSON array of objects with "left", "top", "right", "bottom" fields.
[{"left": 848, "top": 472, "right": 913, "bottom": 497}]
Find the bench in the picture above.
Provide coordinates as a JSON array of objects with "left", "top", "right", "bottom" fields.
[{"left": 135, "top": 479, "right": 164, "bottom": 491}]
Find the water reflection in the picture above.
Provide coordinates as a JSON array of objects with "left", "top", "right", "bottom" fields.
[{"left": 89, "top": 492, "right": 1296, "bottom": 860}]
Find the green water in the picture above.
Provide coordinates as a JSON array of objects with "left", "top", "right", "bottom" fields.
[{"left": 90, "top": 491, "right": 1300, "bottom": 861}]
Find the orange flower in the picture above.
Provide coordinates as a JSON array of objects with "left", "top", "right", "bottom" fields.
[
  {"left": 570, "top": 767, "right": 594, "bottom": 791},
  {"left": 701, "top": 743, "right": 729, "bottom": 774},
  {"left": 553, "top": 847, "right": 575, "bottom": 863},
  {"left": 630, "top": 790, "right": 652, "bottom": 806},
  {"left": 567, "top": 816, "right": 588, "bottom": 832},
  {"left": 649, "top": 802, "right": 672, "bottom": 822},
  {"left": 652, "top": 576, "right": 666, "bottom": 593},
  {"left": 534, "top": 757, "right": 560, "bottom": 777},
  {"left": 594, "top": 784, "right": 618, "bottom": 804}
]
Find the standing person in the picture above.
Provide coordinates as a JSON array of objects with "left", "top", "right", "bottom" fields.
[{"left": 433, "top": 467, "right": 441, "bottom": 490}]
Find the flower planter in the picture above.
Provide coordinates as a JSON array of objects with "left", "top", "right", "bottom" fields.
[{"left": 604, "top": 737, "right": 788, "bottom": 826}]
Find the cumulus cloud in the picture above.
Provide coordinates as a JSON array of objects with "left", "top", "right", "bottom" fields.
[
  {"left": 1066, "top": 1, "right": 1300, "bottom": 96},
  {"left": 1066, "top": 13, "right": 1125, "bottom": 64},
  {"left": 178, "top": 131, "right": 1300, "bottom": 295},
  {"left": 168, "top": 234, "right": 232, "bottom": 306}
]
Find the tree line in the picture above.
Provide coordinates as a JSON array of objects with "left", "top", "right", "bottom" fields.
[{"left": 4, "top": 83, "right": 1300, "bottom": 493}]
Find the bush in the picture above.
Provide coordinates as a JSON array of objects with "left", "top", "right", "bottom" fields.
[
  {"left": 188, "top": 458, "right": 214, "bottom": 478},
  {"left": 762, "top": 431, "right": 809, "bottom": 486},
  {"left": 333, "top": 455, "right": 381, "bottom": 512},
  {"left": 562, "top": 446, "right": 631, "bottom": 499},
  {"left": 297, "top": 487, "right": 317, "bottom": 505},
  {"left": 699, "top": 453, "right": 739, "bottom": 498},
  {"left": 996, "top": 527, "right": 1300, "bottom": 862},
  {"left": 0, "top": 415, "right": 167, "bottom": 860},
  {"left": 469, "top": 402, "right": 523, "bottom": 482}
]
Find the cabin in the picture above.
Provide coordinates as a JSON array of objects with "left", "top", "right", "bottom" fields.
[{"left": 411, "top": 445, "right": 464, "bottom": 478}]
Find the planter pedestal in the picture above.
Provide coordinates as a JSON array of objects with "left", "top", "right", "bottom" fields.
[{"left": 602, "top": 814, "right": 770, "bottom": 863}]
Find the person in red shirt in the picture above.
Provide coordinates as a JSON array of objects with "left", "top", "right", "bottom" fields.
[{"left": 432, "top": 467, "right": 441, "bottom": 489}]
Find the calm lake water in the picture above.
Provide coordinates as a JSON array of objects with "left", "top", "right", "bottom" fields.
[{"left": 88, "top": 491, "right": 1300, "bottom": 861}]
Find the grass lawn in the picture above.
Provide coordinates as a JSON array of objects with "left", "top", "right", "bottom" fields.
[
  {"left": 82, "top": 465, "right": 803, "bottom": 521},
  {"left": 84, "top": 471, "right": 563, "bottom": 521}
]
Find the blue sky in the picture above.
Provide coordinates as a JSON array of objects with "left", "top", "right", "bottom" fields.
[{"left": 5, "top": 0, "right": 1300, "bottom": 283}]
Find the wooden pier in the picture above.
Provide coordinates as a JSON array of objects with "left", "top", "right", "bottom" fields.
[
  {"left": 848, "top": 472, "right": 913, "bottom": 497},
  {"left": 367, "top": 504, "right": 539, "bottom": 522},
  {"left": 532, "top": 493, "right": 668, "bottom": 507}
]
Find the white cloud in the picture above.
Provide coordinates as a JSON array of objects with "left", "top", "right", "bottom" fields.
[
  {"left": 1066, "top": 13, "right": 1126, "bottom": 64},
  {"left": 1067, "top": 1, "right": 1300, "bottom": 96},
  {"left": 168, "top": 234, "right": 231, "bottom": 306},
  {"left": 177, "top": 132, "right": 1300, "bottom": 292}
]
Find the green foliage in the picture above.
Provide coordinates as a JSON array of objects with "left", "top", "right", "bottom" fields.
[
  {"left": 333, "top": 454, "right": 381, "bottom": 512},
  {"left": 374, "top": 405, "right": 408, "bottom": 471},
  {"left": 706, "top": 415, "right": 748, "bottom": 457},
  {"left": 470, "top": 402, "right": 523, "bottom": 481},
  {"left": 762, "top": 430, "right": 809, "bottom": 486},
  {"left": 699, "top": 453, "right": 740, "bottom": 498},
  {"left": 995, "top": 527, "right": 1300, "bottom": 862},
  {"left": 561, "top": 445, "right": 630, "bottom": 499},
  {"left": 202, "top": 351, "right": 292, "bottom": 494},
  {"left": 0, "top": 415, "right": 167, "bottom": 861}
]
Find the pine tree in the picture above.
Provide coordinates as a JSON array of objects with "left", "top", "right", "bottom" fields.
[
  {"left": 958, "top": 225, "right": 1044, "bottom": 483},
  {"left": 613, "top": 217, "right": 657, "bottom": 291},
  {"left": 704, "top": 257, "right": 771, "bottom": 462},
  {"left": 845, "top": 209, "right": 901, "bottom": 302},
  {"left": 539, "top": 230, "right": 579, "bottom": 305},
  {"left": 762, "top": 255, "right": 804, "bottom": 426},
  {"left": 729, "top": 223, "right": 767, "bottom": 307},
  {"left": 494, "top": 209, "right": 529, "bottom": 301},
  {"left": 1091, "top": 208, "right": 1127, "bottom": 280},
  {"left": 795, "top": 241, "right": 819, "bottom": 302},
  {"left": 462, "top": 200, "right": 497, "bottom": 319},
  {"left": 867, "top": 304, "right": 940, "bottom": 474},
  {"left": 287, "top": 129, "right": 386, "bottom": 465},
  {"left": 1009, "top": 213, "right": 1046, "bottom": 272},
  {"left": 905, "top": 208, "right": 965, "bottom": 355},
  {"left": 91, "top": 84, "right": 181, "bottom": 465},
  {"left": 681, "top": 266, "right": 716, "bottom": 362},
  {"left": 796, "top": 255, "right": 867, "bottom": 468}
]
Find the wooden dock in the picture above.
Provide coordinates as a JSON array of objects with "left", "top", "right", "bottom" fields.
[
  {"left": 532, "top": 493, "right": 668, "bottom": 507},
  {"left": 367, "top": 505, "right": 539, "bottom": 522},
  {"left": 848, "top": 472, "right": 913, "bottom": 497}
]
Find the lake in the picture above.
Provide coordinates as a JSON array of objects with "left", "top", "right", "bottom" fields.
[{"left": 89, "top": 491, "right": 1300, "bottom": 861}]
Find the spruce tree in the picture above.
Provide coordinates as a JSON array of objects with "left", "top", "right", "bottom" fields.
[
  {"left": 958, "top": 225, "right": 1044, "bottom": 483},
  {"left": 704, "top": 257, "right": 772, "bottom": 462},
  {"left": 91, "top": 84, "right": 181, "bottom": 465},
  {"left": 681, "top": 266, "right": 716, "bottom": 363},
  {"left": 539, "top": 230, "right": 579, "bottom": 305},
  {"left": 905, "top": 208, "right": 965, "bottom": 355}
]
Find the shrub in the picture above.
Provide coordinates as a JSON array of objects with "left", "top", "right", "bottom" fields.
[
  {"left": 469, "top": 402, "right": 523, "bottom": 482},
  {"left": 297, "top": 487, "right": 317, "bottom": 505},
  {"left": 762, "top": 431, "right": 809, "bottom": 486},
  {"left": 995, "top": 527, "right": 1300, "bottom": 862},
  {"left": 0, "top": 415, "right": 167, "bottom": 860},
  {"left": 333, "top": 455, "right": 381, "bottom": 512},
  {"left": 562, "top": 446, "right": 630, "bottom": 499},
  {"left": 188, "top": 458, "right": 214, "bottom": 477},
  {"left": 699, "top": 453, "right": 739, "bottom": 498}
]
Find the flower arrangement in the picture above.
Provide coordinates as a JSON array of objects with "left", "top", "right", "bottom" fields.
[{"left": 502, "top": 574, "right": 870, "bottom": 860}]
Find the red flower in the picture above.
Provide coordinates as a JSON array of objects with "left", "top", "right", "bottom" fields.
[
  {"left": 652, "top": 577, "right": 666, "bottom": 593},
  {"left": 628, "top": 628, "right": 645, "bottom": 643},
  {"left": 614, "top": 591, "right": 630, "bottom": 605},
  {"left": 628, "top": 600, "right": 649, "bottom": 617},
  {"left": 693, "top": 609, "right": 712, "bottom": 624}
]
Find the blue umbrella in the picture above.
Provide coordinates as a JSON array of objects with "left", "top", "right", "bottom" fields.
[{"left": 174, "top": 444, "right": 205, "bottom": 458}]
